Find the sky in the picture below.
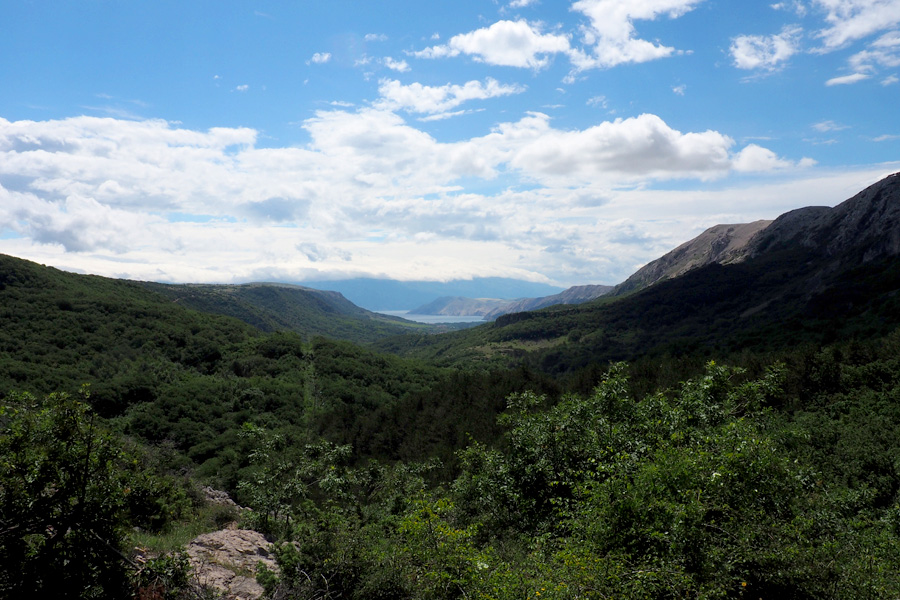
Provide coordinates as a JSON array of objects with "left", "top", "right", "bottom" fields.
[{"left": 1, "top": 0, "right": 899, "bottom": 288}]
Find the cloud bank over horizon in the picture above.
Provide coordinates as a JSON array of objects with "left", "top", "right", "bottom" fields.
[
  {"left": 0, "top": 0, "right": 897, "bottom": 288},
  {"left": 1, "top": 111, "right": 878, "bottom": 287}
]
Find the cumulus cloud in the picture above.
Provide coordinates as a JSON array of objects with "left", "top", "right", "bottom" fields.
[
  {"left": 412, "top": 19, "right": 571, "bottom": 69},
  {"left": 733, "top": 144, "right": 796, "bottom": 171},
  {"left": 376, "top": 78, "right": 526, "bottom": 115},
  {"left": 813, "top": 0, "right": 900, "bottom": 50},
  {"left": 309, "top": 52, "right": 331, "bottom": 64},
  {"left": 730, "top": 26, "right": 803, "bottom": 71},
  {"left": 382, "top": 57, "right": 410, "bottom": 72},
  {"left": 3, "top": 192, "right": 162, "bottom": 253},
  {"left": 0, "top": 112, "right": 818, "bottom": 285},
  {"left": 412, "top": 2, "right": 702, "bottom": 72},
  {"left": 500, "top": 113, "right": 735, "bottom": 184},
  {"left": 568, "top": 0, "right": 703, "bottom": 69}
]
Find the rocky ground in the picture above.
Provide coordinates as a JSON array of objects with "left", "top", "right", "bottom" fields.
[{"left": 186, "top": 526, "right": 277, "bottom": 600}]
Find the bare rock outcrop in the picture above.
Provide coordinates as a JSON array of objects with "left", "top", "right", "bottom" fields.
[
  {"left": 201, "top": 485, "right": 246, "bottom": 511},
  {"left": 743, "top": 172, "right": 900, "bottom": 262},
  {"left": 186, "top": 528, "right": 278, "bottom": 600},
  {"left": 614, "top": 220, "right": 772, "bottom": 296},
  {"left": 611, "top": 171, "right": 900, "bottom": 298}
]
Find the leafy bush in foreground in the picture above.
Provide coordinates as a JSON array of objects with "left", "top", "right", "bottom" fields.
[{"left": 0, "top": 388, "right": 192, "bottom": 599}]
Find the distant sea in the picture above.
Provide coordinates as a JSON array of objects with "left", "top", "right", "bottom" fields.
[{"left": 377, "top": 310, "right": 486, "bottom": 324}]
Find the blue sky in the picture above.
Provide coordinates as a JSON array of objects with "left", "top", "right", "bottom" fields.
[{"left": 1, "top": 0, "right": 898, "bottom": 287}]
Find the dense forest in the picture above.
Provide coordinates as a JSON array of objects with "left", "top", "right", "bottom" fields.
[{"left": 3, "top": 171, "right": 900, "bottom": 600}]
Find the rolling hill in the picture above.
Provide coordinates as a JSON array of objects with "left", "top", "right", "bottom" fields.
[{"left": 138, "top": 281, "right": 426, "bottom": 342}]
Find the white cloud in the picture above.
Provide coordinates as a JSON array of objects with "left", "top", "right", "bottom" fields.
[
  {"left": 730, "top": 26, "right": 803, "bottom": 70},
  {"left": 825, "top": 71, "right": 870, "bottom": 84},
  {"left": 234, "top": 84, "right": 249, "bottom": 92},
  {"left": 771, "top": 1, "right": 808, "bottom": 17},
  {"left": 813, "top": 119, "right": 849, "bottom": 131},
  {"left": 849, "top": 30, "right": 900, "bottom": 70},
  {"left": 672, "top": 84, "right": 686, "bottom": 95},
  {"left": 354, "top": 54, "right": 373, "bottom": 67},
  {"left": 309, "top": 52, "right": 331, "bottom": 64},
  {"left": 418, "top": 110, "right": 477, "bottom": 122},
  {"left": 732, "top": 144, "right": 799, "bottom": 171},
  {"left": 365, "top": 33, "right": 388, "bottom": 42},
  {"left": 382, "top": 57, "right": 411, "bottom": 72},
  {"left": 298, "top": 242, "right": 351, "bottom": 262},
  {"left": 501, "top": 113, "right": 735, "bottom": 184},
  {"left": 412, "top": 19, "right": 571, "bottom": 69},
  {"left": 813, "top": 0, "right": 900, "bottom": 50},
  {"left": 568, "top": 0, "right": 703, "bottom": 69},
  {"left": 883, "top": 74, "right": 900, "bottom": 84},
  {"left": 0, "top": 113, "right": 824, "bottom": 286},
  {"left": 508, "top": 0, "right": 539, "bottom": 7},
  {"left": 376, "top": 78, "right": 526, "bottom": 114}
]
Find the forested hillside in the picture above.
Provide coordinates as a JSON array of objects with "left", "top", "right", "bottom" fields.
[
  {"left": 0, "top": 254, "right": 554, "bottom": 473},
  {"left": 139, "top": 281, "right": 428, "bottom": 342}
]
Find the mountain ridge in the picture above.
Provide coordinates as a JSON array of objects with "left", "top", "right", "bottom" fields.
[
  {"left": 376, "top": 172, "right": 900, "bottom": 370},
  {"left": 613, "top": 220, "right": 773, "bottom": 295}
]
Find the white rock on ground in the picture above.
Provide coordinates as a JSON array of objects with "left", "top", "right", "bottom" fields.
[{"left": 186, "top": 528, "right": 279, "bottom": 600}]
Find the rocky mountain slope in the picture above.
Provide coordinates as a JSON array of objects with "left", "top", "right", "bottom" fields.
[
  {"left": 615, "top": 171, "right": 900, "bottom": 297},
  {"left": 742, "top": 172, "right": 900, "bottom": 265},
  {"left": 409, "top": 296, "right": 511, "bottom": 317},
  {"left": 411, "top": 284, "right": 615, "bottom": 320},
  {"left": 482, "top": 284, "right": 614, "bottom": 319},
  {"left": 613, "top": 220, "right": 772, "bottom": 295}
]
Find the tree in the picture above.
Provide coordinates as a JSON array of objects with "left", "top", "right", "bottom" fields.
[{"left": 1, "top": 387, "right": 132, "bottom": 598}]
